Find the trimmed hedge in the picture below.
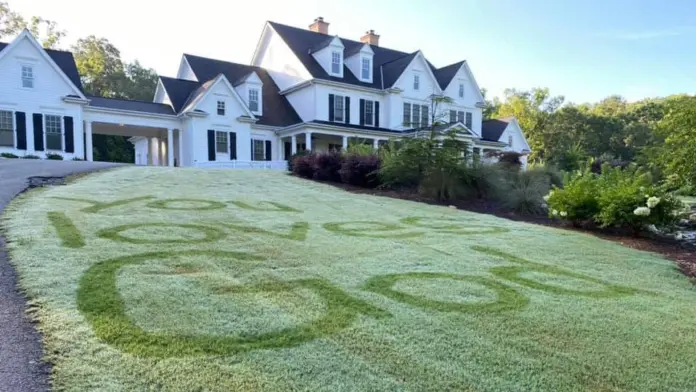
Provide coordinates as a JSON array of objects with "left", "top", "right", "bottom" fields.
[{"left": 339, "top": 154, "right": 381, "bottom": 188}]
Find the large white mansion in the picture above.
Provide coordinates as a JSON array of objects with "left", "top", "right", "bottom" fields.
[{"left": 0, "top": 17, "right": 530, "bottom": 168}]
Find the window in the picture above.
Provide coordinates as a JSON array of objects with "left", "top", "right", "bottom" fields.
[
  {"left": 465, "top": 112, "right": 473, "bottom": 130},
  {"left": 459, "top": 84, "right": 464, "bottom": 98},
  {"left": 411, "top": 104, "right": 420, "bottom": 128},
  {"left": 457, "top": 111, "right": 464, "bottom": 124},
  {"left": 249, "top": 89, "right": 259, "bottom": 112},
  {"left": 364, "top": 100, "right": 374, "bottom": 126},
  {"left": 420, "top": 105, "right": 428, "bottom": 127},
  {"left": 252, "top": 139, "right": 265, "bottom": 161},
  {"left": 45, "top": 114, "right": 62, "bottom": 150},
  {"left": 449, "top": 110, "right": 456, "bottom": 124},
  {"left": 21, "top": 65, "right": 34, "bottom": 88},
  {"left": 331, "top": 51, "right": 341, "bottom": 74},
  {"left": 402, "top": 103, "right": 411, "bottom": 126},
  {"left": 215, "top": 131, "right": 228, "bottom": 154},
  {"left": 0, "top": 110, "right": 13, "bottom": 147},
  {"left": 508, "top": 135, "right": 513, "bottom": 147},
  {"left": 361, "top": 58, "right": 371, "bottom": 80},
  {"left": 217, "top": 101, "right": 225, "bottom": 116},
  {"left": 333, "top": 95, "right": 344, "bottom": 122},
  {"left": 413, "top": 74, "right": 420, "bottom": 90}
]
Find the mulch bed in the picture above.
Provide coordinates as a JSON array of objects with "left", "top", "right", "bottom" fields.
[{"left": 322, "top": 180, "right": 696, "bottom": 281}]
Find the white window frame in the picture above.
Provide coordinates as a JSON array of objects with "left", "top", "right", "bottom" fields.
[
  {"left": 364, "top": 100, "right": 374, "bottom": 126},
  {"left": 215, "top": 131, "right": 228, "bottom": 155},
  {"left": 44, "top": 114, "right": 62, "bottom": 151},
  {"left": 459, "top": 83, "right": 465, "bottom": 98},
  {"left": 333, "top": 95, "right": 344, "bottom": 122},
  {"left": 411, "top": 104, "right": 421, "bottom": 128},
  {"left": 248, "top": 88, "right": 260, "bottom": 112},
  {"left": 0, "top": 110, "right": 14, "bottom": 148},
  {"left": 402, "top": 102, "right": 411, "bottom": 126},
  {"left": 331, "top": 51, "right": 342, "bottom": 75},
  {"left": 361, "top": 57, "right": 371, "bottom": 80},
  {"left": 251, "top": 139, "right": 267, "bottom": 161},
  {"left": 21, "top": 65, "right": 34, "bottom": 89},
  {"left": 217, "top": 101, "right": 225, "bottom": 116},
  {"left": 413, "top": 74, "right": 420, "bottom": 90}
]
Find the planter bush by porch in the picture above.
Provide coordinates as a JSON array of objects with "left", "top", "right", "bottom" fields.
[
  {"left": 290, "top": 152, "right": 315, "bottom": 179},
  {"left": 46, "top": 153, "right": 64, "bottom": 160},
  {"left": 22, "top": 154, "right": 40, "bottom": 159},
  {"left": 1, "top": 152, "right": 18, "bottom": 158},
  {"left": 339, "top": 153, "right": 381, "bottom": 188},
  {"left": 312, "top": 151, "right": 343, "bottom": 182}
]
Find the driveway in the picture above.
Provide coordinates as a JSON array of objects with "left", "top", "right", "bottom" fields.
[{"left": 0, "top": 160, "right": 123, "bottom": 392}]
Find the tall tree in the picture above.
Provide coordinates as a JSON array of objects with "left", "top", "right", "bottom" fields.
[
  {"left": 653, "top": 95, "right": 696, "bottom": 187},
  {"left": 0, "top": 1, "right": 64, "bottom": 48}
]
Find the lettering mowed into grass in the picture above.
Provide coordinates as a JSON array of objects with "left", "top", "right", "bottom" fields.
[{"left": 49, "top": 196, "right": 644, "bottom": 357}]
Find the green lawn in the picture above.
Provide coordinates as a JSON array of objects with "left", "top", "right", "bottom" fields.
[{"left": 4, "top": 167, "right": 696, "bottom": 391}]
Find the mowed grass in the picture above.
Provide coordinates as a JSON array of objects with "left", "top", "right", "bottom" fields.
[{"left": 3, "top": 167, "right": 696, "bottom": 391}]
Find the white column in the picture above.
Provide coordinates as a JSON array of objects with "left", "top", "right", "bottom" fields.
[
  {"left": 373, "top": 138, "right": 379, "bottom": 149},
  {"left": 160, "top": 138, "right": 166, "bottom": 166},
  {"left": 306, "top": 132, "right": 312, "bottom": 151},
  {"left": 147, "top": 137, "right": 154, "bottom": 166},
  {"left": 178, "top": 129, "right": 184, "bottom": 167},
  {"left": 167, "top": 129, "right": 174, "bottom": 167},
  {"left": 85, "top": 121, "right": 93, "bottom": 161},
  {"left": 291, "top": 135, "right": 297, "bottom": 154},
  {"left": 342, "top": 135, "right": 348, "bottom": 151}
]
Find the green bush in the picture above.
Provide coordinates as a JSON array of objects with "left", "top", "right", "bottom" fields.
[
  {"left": 379, "top": 138, "right": 430, "bottom": 189},
  {"left": 46, "top": 153, "right": 64, "bottom": 160},
  {"left": 1, "top": 152, "right": 19, "bottom": 158},
  {"left": 72, "top": 157, "right": 84, "bottom": 161},
  {"left": 498, "top": 169, "right": 551, "bottom": 215},
  {"left": 546, "top": 171, "right": 601, "bottom": 224},
  {"left": 459, "top": 163, "right": 506, "bottom": 200},
  {"left": 22, "top": 154, "right": 40, "bottom": 159}
]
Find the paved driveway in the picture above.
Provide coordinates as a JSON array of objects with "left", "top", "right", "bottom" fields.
[{"left": 0, "top": 160, "right": 122, "bottom": 392}]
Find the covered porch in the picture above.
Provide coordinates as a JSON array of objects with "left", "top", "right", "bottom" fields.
[{"left": 277, "top": 124, "right": 395, "bottom": 160}]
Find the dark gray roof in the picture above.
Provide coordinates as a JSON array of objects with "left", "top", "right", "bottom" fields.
[
  {"left": 433, "top": 61, "right": 465, "bottom": 90},
  {"left": 87, "top": 96, "right": 175, "bottom": 115},
  {"left": 0, "top": 42, "right": 83, "bottom": 91},
  {"left": 167, "top": 54, "right": 301, "bottom": 127},
  {"left": 481, "top": 117, "right": 512, "bottom": 142},
  {"left": 268, "top": 22, "right": 465, "bottom": 91}
]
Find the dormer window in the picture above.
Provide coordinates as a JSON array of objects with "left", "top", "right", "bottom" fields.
[
  {"left": 508, "top": 135, "right": 513, "bottom": 147},
  {"left": 361, "top": 58, "right": 371, "bottom": 80},
  {"left": 217, "top": 101, "right": 225, "bottom": 116},
  {"left": 248, "top": 89, "right": 259, "bottom": 112},
  {"left": 331, "top": 51, "right": 341, "bottom": 75},
  {"left": 459, "top": 83, "right": 464, "bottom": 98},
  {"left": 413, "top": 74, "right": 420, "bottom": 90},
  {"left": 21, "top": 65, "right": 34, "bottom": 88}
]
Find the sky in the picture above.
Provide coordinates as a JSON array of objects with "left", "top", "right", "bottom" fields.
[{"left": 6, "top": 0, "right": 696, "bottom": 103}]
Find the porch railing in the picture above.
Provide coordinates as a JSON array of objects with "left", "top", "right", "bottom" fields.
[{"left": 194, "top": 160, "right": 288, "bottom": 171}]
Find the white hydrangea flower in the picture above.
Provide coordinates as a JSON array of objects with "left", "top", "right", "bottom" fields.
[
  {"left": 560, "top": 211, "right": 568, "bottom": 217},
  {"left": 552, "top": 209, "right": 559, "bottom": 216},
  {"left": 646, "top": 196, "right": 660, "bottom": 208},
  {"left": 543, "top": 195, "right": 550, "bottom": 202},
  {"left": 634, "top": 207, "right": 651, "bottom": 216}
]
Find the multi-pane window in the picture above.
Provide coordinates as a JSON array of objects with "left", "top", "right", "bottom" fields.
[
  {"left": 361, "top": 58, "right": 371, "bottom": 80},
  {"left": 365, "top": 100, "right": 374, "bottom": 126},
  {"left": 459, "top": 84, "right": 464, "bottom": 98},
  {"left": 217, "top": 101, "right": 225, "bottom": 116},
  {"left": 411, "top": 104, "right": 421, "bottom": 128},
  {"left": 331, "top": 51, "right": 341, "bottom": 74},
  {"left": 45, "top": 115, "right": 62, "bottom": 150},
  {"left": 402, "top": 103, "right": 411, "bottom": 126},
  {"left": 0, "top": 110, "right": 13, "bottom": 147},
  {"left": 413, "top": 74, "right": 420, "bottom": 90},
  {"left": 420, "top": 105, "right": 428, "bottom": 127},
  {"left": 333, "top": 95, "right": 344, "bottom": 122},
  {"left": 215, "top": 131, "right": 228, "bottom": 154},
  {"left": 449, "top": 110, "right": 456, "bottom": 124},
  {"left": 465, "top": 112, "right": 473, "bottom": 130},
  {"left": 252, "top": 139, "right": 265, "bottom": 161},
  {"left": 457, "top": 111, "right": 464, "bottom": 124},
  {"left": 21, "top": 65, "right": 34, "bottom": 88},
  {"left": 249, "top": 89, "right": 259, "bottom": 112}
]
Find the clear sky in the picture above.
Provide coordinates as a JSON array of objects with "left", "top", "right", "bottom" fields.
[{"left": 6, "top": 0, "right": 696, "bottom": 103}]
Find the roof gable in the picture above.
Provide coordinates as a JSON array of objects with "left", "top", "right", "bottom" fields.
[
  {"left": 390, "top": 51, "right": 442, "bottom": 93},
  {"left": 159, "top": 76, "right": 200, "bottom": 113},
  {"left": 0, "top": 30, "right": 84, "bottom": 96},
  {"left": 433, "top": 61, "right": 465, "bottom": 90},
  {"left": 481, "top": 117, "right": 512, "bottom": 142},
  {"left": 180, "top": 74, "right": 254, "bottom": 117}
]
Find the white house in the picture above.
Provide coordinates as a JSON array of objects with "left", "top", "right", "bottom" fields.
[{"left": 0, "top": 18, "right": 530, "bottom": 168}]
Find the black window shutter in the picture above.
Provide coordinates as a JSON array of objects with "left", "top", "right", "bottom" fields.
[
  {"left": 229, "top": 132, "right": 237, "bottom": 160},
  {"left": 32, "top": 114, "right": 43, "bottom": 151},
  {"left": 265, "top": 140, "right": 272, "bottom": 161},
  {"left": 345, "top": 97, "right": 350, "bottom": 124},
  {"left": 375, "top": 102, "right": 380, "bottom": 128},
  {"left": 328, "top": 94, "right": 335, "bottom": 122},
  {"left": 207, "top": 130, "right": 216, "bottom": 161},
  {"left": 359, "top": 99, "right": 365, "bottom": 126},
  {"left": 63, "top": 116, "right": 74, "bottom": 153},
  {"left": 15, "top": 112, "right": 26, "bottom": 150}
]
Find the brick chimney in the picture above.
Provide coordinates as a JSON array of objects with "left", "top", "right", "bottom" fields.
[
  {"left": 360, "top": 30, "right": 380, "bottom": 46},
  {"left": 309, "top": 17, "right": 329, "bottom": 34}
]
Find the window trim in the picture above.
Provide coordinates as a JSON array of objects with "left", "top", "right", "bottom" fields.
[
  {"left": 402, "top": 102, "right": 411, "bottom": 127},
  {"left": 21, "top": 64, "right": 34, "bottom": 89},
  {"left": 330, "top": 51, "right": 342, "bottom": 75},
  {"left": 364, "top": 100, "right": 374, "bottom": 126},
  {"left": 44, "top": 114, "right": 63, "bottom": 151},
  {"left": 217, "top": 101, "right": 225, "bottom": 116},
  {"left": 0, "top": 109, "right": 14, "bottom": 148},
  {"left": 248, "top": 88, "right": 260, "bottom": 113},
  {"left": 361, "top": 57, "right": 371, "bottom": 80},
  {"left": 251, "top": 138, "right": 267, "bottom": 161},
  {"left": 333, "top": 94, "right": 345, "bottom": 123},
  {"left": 215, "top": 131, "right": 229, "bottom": 155}
]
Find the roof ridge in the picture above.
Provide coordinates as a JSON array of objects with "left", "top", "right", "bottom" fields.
[
  {"left": 184, "top": 53, "right": 261, "bottom": 70},
  {"left": 437, "top": 60, "right": 466, "bottom": 71}
]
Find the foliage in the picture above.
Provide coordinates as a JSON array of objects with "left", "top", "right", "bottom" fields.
[
  {"left": 339, "top": 153, "right": 381, "bottom": 188},
  {"left": 290, "top": 152, "right": 315, "bottom": 179},
  {"left": 378, "top": 138, "right": 429, "bottom": 189},
  {"left": 546, "top": 171, "right": 601, "bottom": 224},
  {"left": 72, "top": 157, "right": 84, "bottom": 161},
  {"left": 527, "top": 163, "right": 564, "bottom": 189},
  {"left": 0, "top": 1, "right": 65, "bottom": 48},
  {"left": 345, "top": 141, "right": 375, "bottom": 156},
  {"left": 458, "top": 163, "right": 506, "bottom": 200},
  {"left": 497, "top": 169, "right": 552, "bottom": 215},
  {"left": 21, "top": 154, "right": 40, "bottom": 159},
  {"left": 287, "top": 150, "right": 309, "bottom": 172},
  {"left": 1, "top": 152, "right": 18, "bottom": 158},
  {"left": 46, "top": 153, "right": 63, "bottom": 160},
  {"left": 485, "top": 151, "right": 523, "bottom": 170},
  {"left": 312, "top": 151, "right": 343, "bottom": 182},
  {"left": 652, "top": 95, "right": 696, "bottom": 188}
]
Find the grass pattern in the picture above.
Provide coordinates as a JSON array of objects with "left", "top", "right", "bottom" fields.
[
  {"left": 97, "top": 223, "right": 226, "bottom": 244},
  {"left": 229, "top": 200, "right": 302, "bottom": 212},
  {"left": 146, "top": 198, "right": 226, "bottom": 210},
  {"left": 47, "top": 211, "right": 85, "bottom": 248}
]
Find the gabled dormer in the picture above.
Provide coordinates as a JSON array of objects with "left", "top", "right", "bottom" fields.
[
  {"left": 345, "top": 42, "right": 374, "bottom": 83},
  {"left": 234, "top": 71, "right": 263, "bottom": 116},
  {"left": 310, "top": 36, "right": 344, "bottom": 78}
]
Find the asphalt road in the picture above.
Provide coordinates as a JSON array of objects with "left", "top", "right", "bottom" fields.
[{"left": 0, "top": 160, "right": 122, "bottom": 392}]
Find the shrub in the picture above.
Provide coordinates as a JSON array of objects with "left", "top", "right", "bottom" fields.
[
  {"left": 22, "top": 154, "right": 40, "bottom": 159},
  {"left": 339, "top": 153, "right": 381, "bottom": 188},
  {"left": 46, "top": 153, "right": 64, "bottom": 160},
  {"left": 291, "top": 152, "right": 316, "bottom": 179},
  {"left": 459, "top": 163, "right": 506, "bottom": 200},
  {"left": 72, "top": 157, "right": 84, "bottom": 161},
  {"left": 546, "top": 171, "right": 601, "bottom": 224},
  {"left": 590, "top": 156, "right": 630, "bottom": 174},
  {"left": 497, "top": 151, "right": 524, "bottom": 169},
  {"left": 527, "top": 164, "right": 564, "bottom": 189},
  {"left": 498, "top": 169, "right": 551, "bottom": 215},
  {"left": 312, "top": 151, "right": 343, "bottom": 182},
  {"left": 1, "top": 152, "right": 18, "bottom": 158},
  {"left": 287, "top": 150, "right": 309, "bottom": 172},
  {"left": 379, "top": 138, "right": 430, "bottom": 189}
]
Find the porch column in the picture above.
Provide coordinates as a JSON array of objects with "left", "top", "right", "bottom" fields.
[
  {"left": 159, "top": 138, "right": 166, "bottom": 166},
  {"left": 178, "top": 129, "right": 184, "bottom": 167},
  {"left": 373, "top": 138, "right": 379, "bottom": 150},
  {"left": 306, "top": 132, "right": 312, "bottom": 151},
  {"left": 342, "top": 135, "right": 348, "bottom": 151},
  {"left": 85, "top": 121, "right": 93, "bottom": 161},
  {"left": 147, "top": 137, "right": 154, "bottom": 165},
  {"left": 167, "top": 129, "right": 174, "bottom": 167},
  {"left": 291, "top": 135, "right": 297, "bottom": 154}
]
